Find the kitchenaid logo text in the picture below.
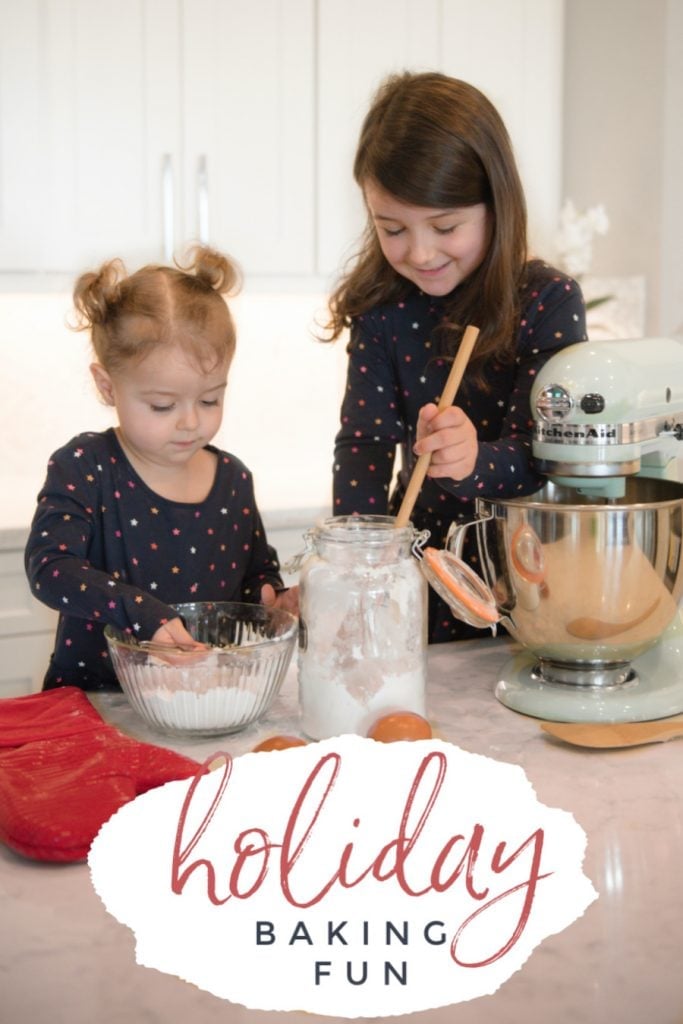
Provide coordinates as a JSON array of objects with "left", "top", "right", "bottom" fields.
[
  {"left": 171, "top": 749, "right": 549, "bottom": 975},
  {"left": 536, "top": 423, "right": 617, "bottom": 444},
  {"left": 89, "top": 736, "right": 598, "bottom": 1015}
]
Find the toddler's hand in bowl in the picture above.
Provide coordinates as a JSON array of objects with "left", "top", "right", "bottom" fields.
[{"left": 147, "top": 617, "right": 209, "bottom": 665}]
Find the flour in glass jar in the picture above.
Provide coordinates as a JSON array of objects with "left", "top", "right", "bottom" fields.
[{"left": 298, "top": 519, "right": 427, "bottom": 739}]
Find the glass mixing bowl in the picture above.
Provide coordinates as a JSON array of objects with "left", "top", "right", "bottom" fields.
[{"left": 105, "top": 601, "right": 297, "bottom": 737}]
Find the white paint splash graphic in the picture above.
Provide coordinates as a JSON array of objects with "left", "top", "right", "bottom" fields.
[{"left": 89, "top": 736, "right": 597, "bottom": 1017}]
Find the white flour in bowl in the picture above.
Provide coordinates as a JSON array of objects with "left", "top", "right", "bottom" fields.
[{"left": 137, "top": 685, "right": 262, "bottom": 733}]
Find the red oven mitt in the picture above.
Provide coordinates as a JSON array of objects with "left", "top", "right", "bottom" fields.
[{"left": 0, "top": 687, "right": 201, "bottom": 863}]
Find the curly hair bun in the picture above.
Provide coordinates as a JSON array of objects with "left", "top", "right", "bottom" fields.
[
  {"left": 70, "top": 245, "right": 241, "bottom": 370},
  {"left": 182, "top": 245, "right": 241, "bottom": 296},
  {"left": 72, "top": 259, "right": 127, "bottom": 328}
]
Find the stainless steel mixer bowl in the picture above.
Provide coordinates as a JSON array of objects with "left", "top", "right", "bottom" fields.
[{"left": 450, "top": 477, "right": 683, "bottom": 685}]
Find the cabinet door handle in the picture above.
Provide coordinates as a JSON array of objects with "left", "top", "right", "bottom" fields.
[
  {"left": 161, "top": 153, "right": 175, "bottom": 262},
  {"left": 197, "top": 154, "right": 209, "bottom": 244}
]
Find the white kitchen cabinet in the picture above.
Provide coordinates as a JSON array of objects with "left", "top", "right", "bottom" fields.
[
  {"left": 0, "top": 0, "right": 563, "bottom": 285},
  {"left": 316, "top": 0, "right": 443, "bottom": 275},
  {"left": 180, "top": 1, "right": 315, "bottom": 276},
  {"left": 0, "top": 0, "right": 315, "bottom": 278},
  {"left": 0, "top": 539, "right": 57, "bottom": 697},
  {"left": 0, "top": 1, "right": 179, "bottom": 276}
]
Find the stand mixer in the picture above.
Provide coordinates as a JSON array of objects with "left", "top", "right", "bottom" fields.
[
  {"left": 445, "top": 337, "right": 683, "bottom": 723},
  {"left": 531, "top": 336, "right": 683, "bottom": 497}
]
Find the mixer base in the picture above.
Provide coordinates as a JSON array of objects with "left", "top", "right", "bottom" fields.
[{"left": 495, "top": 615, "right": 683, "bottom": 723}]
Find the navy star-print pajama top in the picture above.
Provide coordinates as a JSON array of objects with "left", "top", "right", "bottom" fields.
[
  {"left": 25, "top": 428, "right": 284, "bottom": 690},
  {"left": 333, "top": 261, "right": 588, "bottom": 643}
]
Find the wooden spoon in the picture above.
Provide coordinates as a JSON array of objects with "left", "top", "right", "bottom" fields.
[
  {"left": 540, "top": 714, "right": 683, "bottom": 749},
  {"left": 395, "top": 324, "right": 479, "bottom": 528},
  {"left": 566, "top": 598, "right": 661, "bottom": 640}
]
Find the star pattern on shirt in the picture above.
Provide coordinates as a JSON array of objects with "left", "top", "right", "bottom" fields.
[
  {"left": 332, "top": 261, "right": 587, "bottom": 643},
  {"left": 25, "top": 429, "right": 285, "bottom": 689}
]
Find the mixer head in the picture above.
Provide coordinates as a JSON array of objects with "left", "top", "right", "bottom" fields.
[{"left": 531, "top": 337, "right": 683, "bottom": 499}]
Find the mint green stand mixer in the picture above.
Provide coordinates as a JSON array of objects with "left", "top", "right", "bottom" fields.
[{"left": 442, "top": 337, "right": 683, "bottom": 723}]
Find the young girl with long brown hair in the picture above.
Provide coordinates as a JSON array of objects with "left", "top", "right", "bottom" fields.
[{"left": 327, "top": 71, "right": 587, "bottom": 643}]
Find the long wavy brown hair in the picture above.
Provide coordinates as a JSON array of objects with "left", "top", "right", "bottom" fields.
[{"left": 325, "top": 72, "right": 529, "bottom": 377}]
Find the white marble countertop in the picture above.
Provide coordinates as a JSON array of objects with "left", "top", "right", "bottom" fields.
[{"left": 3, "top": 635, "right": 683, "bottom": 1024}]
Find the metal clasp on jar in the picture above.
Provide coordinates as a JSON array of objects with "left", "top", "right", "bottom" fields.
[
  {"left": 410, "top": 528, "right": 431, "bottom": 559},
  {"left": 281, "top": 527, "right": 317, "bottom": 575}
]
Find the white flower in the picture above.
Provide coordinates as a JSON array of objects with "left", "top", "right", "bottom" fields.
[{"left": 555, "top": 199, "right": 609, "bottom": 277}]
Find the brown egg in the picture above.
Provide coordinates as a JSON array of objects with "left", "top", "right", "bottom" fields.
[
  {"left": 367, "top": 712, "right": 433, "bottom": 743},
  {"left": 252, "top": 734, "right": 307, "bottom": 752}
]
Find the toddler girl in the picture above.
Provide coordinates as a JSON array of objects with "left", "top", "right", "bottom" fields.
[
  {"left": 326, "top": 72, "right": 588, "bottom": 643},
  {"left": 25, "top": 246, "right": 296, "bottom": 690}
]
